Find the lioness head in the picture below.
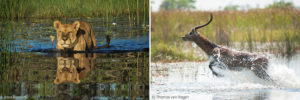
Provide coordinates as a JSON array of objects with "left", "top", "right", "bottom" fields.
[
  {"left": 54, "top": 57, "right": 80, "bottom": 84},
  {"left": 54, "top": 21, "right": 80, "bottom": 50},
  {"left": 54, "top": 53, "right": 96, "bottom": 84}
]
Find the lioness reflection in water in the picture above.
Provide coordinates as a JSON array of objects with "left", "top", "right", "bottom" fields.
[{"left": 54, "top": 53, "right": 96, "bottom": 84}]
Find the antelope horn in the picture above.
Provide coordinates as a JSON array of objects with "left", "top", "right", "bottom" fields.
[{"left": 194, "top": 13, "right": 213, "bottom": 30}]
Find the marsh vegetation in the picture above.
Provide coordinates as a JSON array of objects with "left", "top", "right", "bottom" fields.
[
  {"left": 0, "top": 0, "right": 149, "bottom": 20},
  {"left": 0, "top": 0, "right": 149, "bottom": 99},
  {"left": 0, "top": 16, "right": 149, "bottom": 99},
  {"left": 151, "top": 8, "right": 300, "bottom": 61}
]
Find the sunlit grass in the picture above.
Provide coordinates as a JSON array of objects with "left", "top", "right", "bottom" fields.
[
  {"left": 151, "top": 9, "right": 300, "bottom": 62},
  {"left": 0, "top": 0, "right": 149, "bottom": 19}
]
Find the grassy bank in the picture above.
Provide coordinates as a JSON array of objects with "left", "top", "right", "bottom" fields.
[
  {"left": 0, "top": 0, "right": 149, "bottom": 19},
  {"left": 151, "top": 8, "right": 300, "bottom": 62}
]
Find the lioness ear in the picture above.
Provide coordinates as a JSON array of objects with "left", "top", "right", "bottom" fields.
[
  {"left": 53, "top": 20, "right": 61, "bottom": 30},
  {"left": 72, "top": 21, "right": 80, "bottom": 31}
]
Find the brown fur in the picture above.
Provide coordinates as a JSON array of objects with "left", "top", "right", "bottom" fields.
[
  {"left": 54, "top": 20, "right": 105, "bottom": 51},
  {"left": 54, "top": 53, "right": 96, "bottom": 84},
  {"left": 182, "top": 14, "right": 271, "bottom": 80}
]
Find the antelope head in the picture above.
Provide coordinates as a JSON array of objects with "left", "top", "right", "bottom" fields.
[{"left": 182, "top": 13, "right": 213, "bottom": 41}]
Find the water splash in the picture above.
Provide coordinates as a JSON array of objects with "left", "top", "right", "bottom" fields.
[
  {"left": 210, "top": 47, "right": 228, "bottom": 71},
  {"left": 151, "top": 54, "right": 300, "bottom": 95},
  {"left": 268, "top": 63, "right": 300, "bottom": 88},
  {"left": 152, "top": 53, "right": 300, "bottom": 100}
]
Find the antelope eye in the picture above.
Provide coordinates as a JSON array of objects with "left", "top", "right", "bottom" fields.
[{"left": 189, "top": 32, "right": 193, "bottom": 35}]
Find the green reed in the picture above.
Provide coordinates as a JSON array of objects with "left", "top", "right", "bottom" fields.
[
  {"left": 0, "top": 0, "right": 149, "bottom": 19},
  {"left": 0, "top": 21, "right": 18, "bottom": 78},
  {"left": 151, "top": 8, "right": 300, "bottom": 61}
]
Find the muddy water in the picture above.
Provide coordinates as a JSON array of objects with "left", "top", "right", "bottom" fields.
[
  {"left": 151, "top": 53, "right": 300, "bottom": 100},
  {"left": 0, "top": 16, "right": 149, "bottom": 99}
]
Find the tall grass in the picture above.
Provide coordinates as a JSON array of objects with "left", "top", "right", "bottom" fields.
[
  {"left": 151, "top": 8, "right": 300, "bottom": 62},
  {"left": 0, "top": 21, "right": 17, "bottom": 75},
  {"left": 0, "top": 0, "right": 149, "bottom": 19}
]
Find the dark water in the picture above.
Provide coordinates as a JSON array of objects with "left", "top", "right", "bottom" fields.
[{"left": 0, "top": 16, "right": 149, "bottom": 99}]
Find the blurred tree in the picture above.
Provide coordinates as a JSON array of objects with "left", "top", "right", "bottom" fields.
[
  {"left": 160, "top": 0, "right": 196, "bottom": 10},
  {"left": 267, "top": 0, "right": 294, "bottom": 9},
  {"left": 224, "top": 5, "right": 239, "bottom": 11}
]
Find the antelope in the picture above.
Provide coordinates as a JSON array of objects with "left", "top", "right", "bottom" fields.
[{"left": 182, "top": 14, "right": 271, "bottom": 80}]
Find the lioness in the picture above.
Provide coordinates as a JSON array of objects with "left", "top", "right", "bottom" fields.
[
  {"left": 54, "top": 56, "right": 80, "bottom": 84},
  {"left": 54, "top": 20, "right": 109, "bottom": 51},
  {"left": 54, "top": 53, "right": 96, "bottom": 84}
]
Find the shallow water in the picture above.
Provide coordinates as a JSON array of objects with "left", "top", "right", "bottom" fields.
[
  {"left": 0, "top": 16, "right": 148, "bottom": 52},
  {"left": 151, "top": 53, "right": 300, "bottom": 100},
  {"left": 0, "top": 16, "right": 149, "bottom": 99}
]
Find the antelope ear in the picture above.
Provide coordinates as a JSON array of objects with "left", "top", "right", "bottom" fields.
[
  {"left": 72, "top": 21, "right": 80, "bottom": 31},
  {"left": 53, "top": 20, "right": 61, "bottom": 30},
  {"left": 193, "top": 29, "right": 199, "bottom": 35},
  {"left": 192, "top": 28, "right": 196, "bottom": 32}
]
